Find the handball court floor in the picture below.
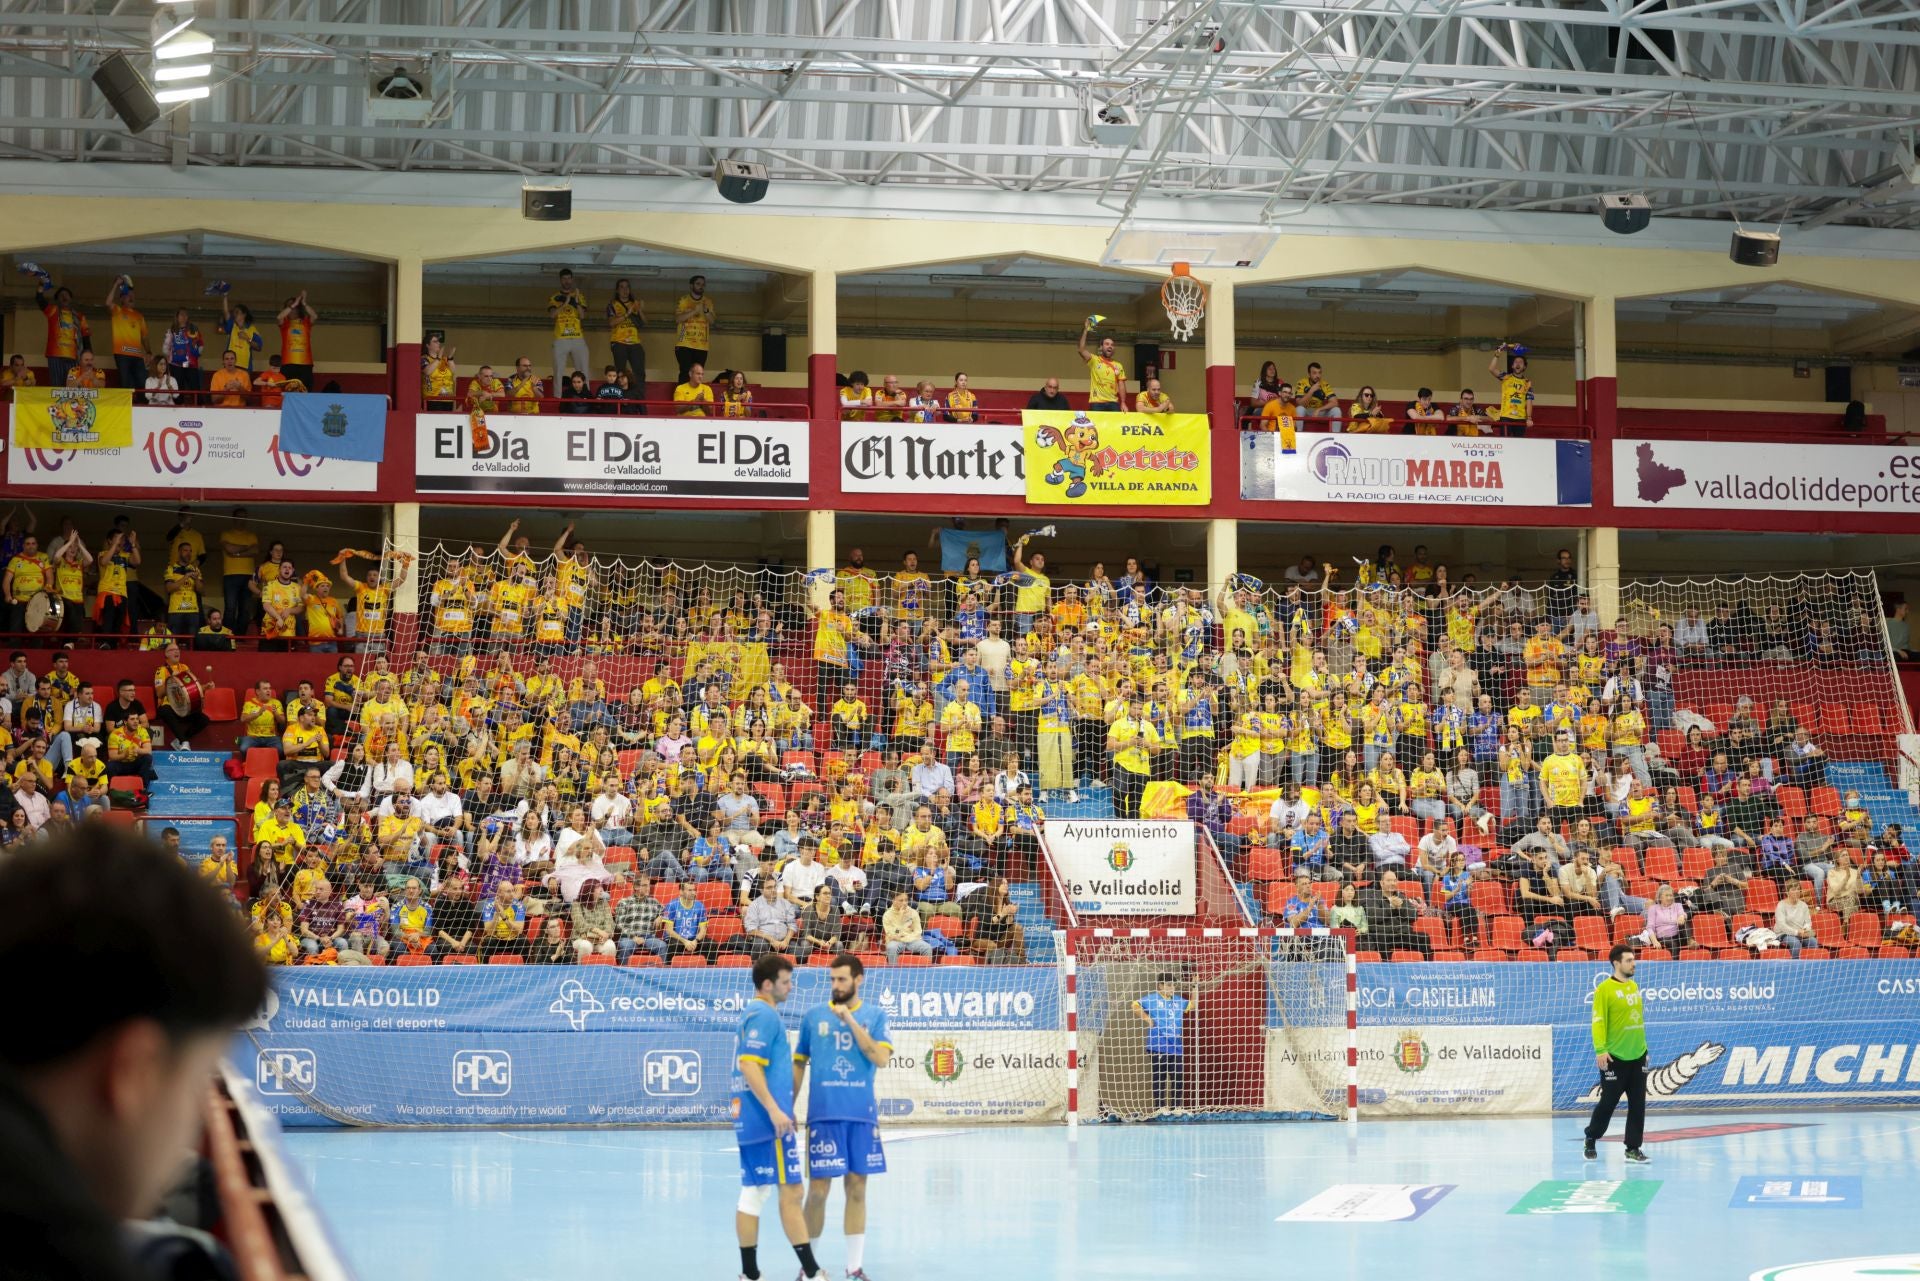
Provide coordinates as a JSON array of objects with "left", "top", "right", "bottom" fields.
[{"left": 283, "top": 1111, "right": 1920, "bottom": 1280}]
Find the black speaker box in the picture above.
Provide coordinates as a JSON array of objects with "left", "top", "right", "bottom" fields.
[
  {"left": 714, "top": 160, "right": 770, "bottom": 205},
  {"left": 93, "top": 52, "right": 160, "bottom": 135},
  {"left": 1730, "top": 229, "right": 1780, "bottom": 268},
  {"left": 522, "top": 187, "right": 572, "bottom": 221}
]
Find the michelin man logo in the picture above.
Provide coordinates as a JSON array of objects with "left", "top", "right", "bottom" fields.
[
  {"left": 1575, "top": 1041, "right": 1725, "bottom": 1105},
  {"left": 550, "top": 980, "right": 605, "bottom": 1031},
  {"left": 241, "top": 987, "right": 280, "bottom": 1033}
]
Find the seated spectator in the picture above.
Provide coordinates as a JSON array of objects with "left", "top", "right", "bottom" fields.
[
  {"left": 798, "top": 883, "right": 846, "bottom": 956},
  {"left": 1026, "top": 377, "right": 1069, "bottom": 412},
  {"left": 1772, "top": 881, "right": 1815, "bottom": 957},
  {"left": 1556, "top": 848, "right": 1605, "bottom": 917},
  {"left": 569, "top": 879, "right": 617, "bottom": 960},
  {"left": 1514, "top": 847, "right": 1566, "bottom": 924},
  {"left": 1641, "top": 884, "right": 1689, "bottom": 949},
  {"left": 476, "top": 879, "right": 526, "bottom": 961},
  {"left": 883, "top": 888, "right": 935, "bottom": 963},
  {"left": 1277, "top": 870, "right": 1324, "bottom": 931},
  {"left": 1825, "top": 849, "right": 1864, "bottom": 923},
  {"left": 1327, "top": 881, "right": 1368, "bottom": 941},
  {"left": 1346, "top": 386, "right": 1391, "bottom": 433},
  {"left": 963, "top": 877, "right": 1025, "bottom": 962}
]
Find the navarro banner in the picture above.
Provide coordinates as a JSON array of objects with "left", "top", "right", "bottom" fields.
[
  {"left": 280, "top": 392, "right": 388, "bottom": 463},
  {"left": 8, "top": 406, "right": 379, "bottom": 492},
  {"left": 1022, "top": 410, "right": 1210, "bottom": 506},
  {"left": 415, "top": 413, "right": 809, "bottom": 499},
  {"left": 1242, "top": 431, "right": 1592, "bottom": 507},
  {"left": 1614, "top": 438, "right": 1920, "bottom": 512},
  {"left": 11, "top": 386, "right": 133, "bottom": 449},
  {"left": 1046, "top": 819, "right": 1197, "bottom": 915}
]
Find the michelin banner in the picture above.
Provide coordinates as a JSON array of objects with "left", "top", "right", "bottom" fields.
[
  {"left": 1242, "top": 431, "right": 1592, "bottom": 507},
  {"left": 237, "top": 966, "right": 1064, "bottom": 1127},
  {"left": 1046, "top": 819, "right": 1198, "bottom": 915}
]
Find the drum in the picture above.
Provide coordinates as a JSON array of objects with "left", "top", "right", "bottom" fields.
[
  {"left": 164, "top": 670, "right": 204, "bottom": 718},
  {"left": 23, "top": 592, "right": 62, "bottom": 634}
]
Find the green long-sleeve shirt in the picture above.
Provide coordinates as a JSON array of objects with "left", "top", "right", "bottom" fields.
[{"left": 1591, "top": 976, "right": 1647, "bottom": 1059}]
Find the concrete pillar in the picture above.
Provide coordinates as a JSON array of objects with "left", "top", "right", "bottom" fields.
[
  {"left": 1590, "top": 525, "right": 1621, "bottom": 627},
  {"left": 391, "top": 502, "right": 421, "bottom": 615},
  {"left": 807, "top": 268, "right": 839, "bottom": 507},
  {"left": 1206, "top": 518, "right": 1238, "bottom": 593},
  {"left": 806, "top": 508, "right": 836, "bottom": 572}
]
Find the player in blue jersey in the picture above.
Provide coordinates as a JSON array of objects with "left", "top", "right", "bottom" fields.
[
  {"left": 1134, "top": 973, "right": 1193, "bottom": 1114},
  {"left": 732, "top": 953, "right": 829, "bottom": 1281},
  {"left": 794, "top": 953, "right": 893, "bottom": 1281}
]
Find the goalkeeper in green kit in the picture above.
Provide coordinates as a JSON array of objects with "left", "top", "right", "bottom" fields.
[{"left": 1583, "top": 942, "right": 1651, "bottom": 1163}]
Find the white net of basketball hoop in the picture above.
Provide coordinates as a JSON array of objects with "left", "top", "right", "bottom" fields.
[{"left": 1162, "top": 262, "right": 1206, "bottom": 342}]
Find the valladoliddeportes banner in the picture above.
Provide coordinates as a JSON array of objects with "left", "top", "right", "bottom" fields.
[
  {"left": 1022, "top": 410, "right": 1210, "bottom": 506},
  {"left": 11, "top": 386, "right": 133, "bottom": 449}
]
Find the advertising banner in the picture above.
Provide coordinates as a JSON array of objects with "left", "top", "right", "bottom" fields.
[
  {"left": 1023, "top": 410, "right": 1210, "bottom": 505},
  {"left": 840, "top": 423, "right": 1024, "bottom": 495},
  {"left": 1613, "top": 438, "right": 1920, "bottom": 512},
  {"left": 8, "top": 406, "right": 379, "bottom": 492},
  {"left": 1045, "top": 819, "right": 1197, "bottom": 915},
  {"left": 1271, "top": 1026, "right": 1554, "bottom": 1117},
  {"left": 12, "top": 386, "right": 133, "bottom": 449},
  {"left": 240, "top": 966, "right": 1065, "bottom": 1126},
  {"left": 415, "top": 413, "right": 808, "bottom": 499},
  {"left": 1242, "top": 431, "right": 1592, "bottom": 507}
]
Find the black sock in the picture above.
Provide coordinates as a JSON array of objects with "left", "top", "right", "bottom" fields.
[
  {"left": 794, "top": 1242, "right": 819, "bottom": 1277},
  {"left": 740, "top": 1246, "right": 759, "bottom": 1279}
]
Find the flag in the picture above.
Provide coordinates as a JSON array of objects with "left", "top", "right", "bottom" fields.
[
  {"left": 280, "top": 393, "right": 388, "bottom": 463},
  {"left": 937, "top": 527, "right": 1008, "bottom": 575},
  {"left": 12, "top": 387, "right": 133, "bottom": 449}
]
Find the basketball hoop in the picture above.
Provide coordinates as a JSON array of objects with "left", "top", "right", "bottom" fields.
[{"left": 1161, "top": 261, "right": 1206, "bottom": 342}]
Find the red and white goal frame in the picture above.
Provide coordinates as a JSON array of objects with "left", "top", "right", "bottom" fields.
[{"left": 1062, "top": 925, "right": 1359, "bottom": 1128}]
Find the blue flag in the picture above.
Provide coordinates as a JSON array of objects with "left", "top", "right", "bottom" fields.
[
  {"left": 937, "top": 528, "right": 1008, "bottom": 575},
  {"left": 280, "top": 393, "right": 388, "bottom": 463}
]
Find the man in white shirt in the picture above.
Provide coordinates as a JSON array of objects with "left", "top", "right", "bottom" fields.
[
  {"left": 1415, "top": 825, "right": 1458, "bottom": 891},
  {"left": 413, "top": 772, "right": 464, "bottom": 858},
  {"left": 1432, "top": 648, "right": 1480, "bottom": 705},
  {"left": 1672, "top": 608, "right": 1710, "bottom": 654},
  {"left": 12, "top": 772, "right": 50, "bottom": 831},
  {"left": 1562, "top": 595, "right": 1603, "bottom": 647},
  {"left": 975, "top": 618, "right": 1011, "bottom": 695},
  {"left": 1267, "top": 783, "right": 1312, "bottom": 837},
  {"left": 590, "top": 777, "right": 634, "bottom": 847},
  {"left": 779, "top": 841, "right": 830, "bottom": 908},
  {"left": 50, "top": 681, "right": 104, "bottom": 774},
  {"left": 909, "top": 755, "right": 955, "bottom": 801},
  {"left": 1282, "top": 555, "right": 1322, "bottom": 587}
]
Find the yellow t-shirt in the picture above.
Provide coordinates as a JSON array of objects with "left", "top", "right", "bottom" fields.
[
  {"left": 1110, "top": 717, "right": 1161, "bottom": 776},
  {"left": 939, "top": 700, "right": 980, "bottom": 755},
  {"left": 1540, "top": 752, "right": 1585, "bottom": 808},
  {"left": 1086, "top": 353, "right": 1125, "bottom": 404},
  {"left": 282, "top": 722, "right": 329, "bottom": 761},
  {"left": 814, "top": 609, "right": 852, "bottom": 667},
  {"left": 674, "top": 383, "right": 714, "bottom": 416},
  {"left": 607, "top": 299, "right": 642, "bottom": 345},
  {"left": 549, "top": 291, "right": 586, "bottom": 340},
  {"left": 219, "top": 527, "right": 260, "bottom": 578},
  {"left": 675, "top": 294, "right": 714, "bottom": 348},
  {"left": 6, "top": 553, "right": 49, "bottom": 599},
  {"left": 1015, "top": 570, "right": 1051, "bottom": 616},
  {"left": 108, "top": 304, "right": 147, "bottom": 358}
]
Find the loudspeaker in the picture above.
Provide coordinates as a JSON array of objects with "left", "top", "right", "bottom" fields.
[
  {"left": 1825, "top": 365, "right": 1852, "bottom": 405},
  {"left": 1133, "top": 342, "right": 1162, "bottom": 377},
  {"left": 1597, "top": 193, "right": 1651, "bottom": 235},
  {"left": 760, "top": 331, "right": 788, "bottom": 374},
  {"left": 521, "top": 187, "right": 572, "bottom": 221},
  {"left": 1730, "top": 229, "right": 1780, "bottom": 268},
  {"left": 714, "top": 159, "right": 770, "bottom": 205},
  {"left": 92, "top": 52, "right": 160, "bottom": 135}
]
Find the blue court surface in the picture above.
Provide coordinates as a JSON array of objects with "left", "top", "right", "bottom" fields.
[{"left": 284, "top": 1111, "right": 1920, "bottom": 1280}]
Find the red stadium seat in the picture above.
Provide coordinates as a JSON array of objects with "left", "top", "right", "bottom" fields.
[
  {"left": 626, "top": 954, "right": 663, "bottom": 967},
  {"left": 1774, "top": 786, "right": 1807, "bottom": 819},
  {"left": 1819, "top": 705, "right": 1851, "bottom": 736},
  {"left": 1431, "top": 950, "right": 1466, "bottom": 962},
  {"left": 1800, "top": 947, "right": 1832, "bottom": 960},
  {"left": 1676, "top": 785, "right": 1698, "bottom": 813},
  {"left": 580, "top": 954, "right": 614, "bottom": 966},
  {"left": 718, "top": 955, "right": 753, "bottom": 967},
  {"left": 782, "top": 750, "right": 816, "bottom": 772},
  {"left": 753, "top": 782, "right": 787, "bottom": 815},
  {"left": 941, "top": 955, "right": 978, "bottom": 966},
  {"left": 695, "top": 882, "right": 734, "bottom": 914},
  {"left": 243, "top": 747, "right": 280, "bottom": 779},
  {"left": 1680, "top": 847, "right": 1716, "bottom": 882},
  {"left": 393, "top": 953, "right": 432, "bottom": 966},
  {"left": 1610, "top": 848, "right": 1640, "bottom": 878},
  {"left": 1388, "top": 816, "right": 1418, "bottom": 845},
  {"left": 670, "top": 955, "right": 709, "bottom": 967},
  {"left": 1611, "top": 914, "right": 1645, "bottom": 942},
  {"left": 1690, "top": 913, "right": 1731, "bottom": 949},
  {"left": 1744, "top": 878, "right": 1779, "bottom": 914},
  {"left": 1759, "top": 947, "right": 1794, "bottom": 960},
  {"left": 1678, "top": 947, "right": 1713, "bottom": 961},
  {"left": 1554, "top": 949, "right": 1590, "bottom": 962},
  {"left": 1355, "top": 951, "right": 1384, "bottom": 964},
  {"left": 1847, "top": 913, "right": 1884, "bottom": 947},
  {"left": 895, "top": 954, "right": 933, "bottom": 966},
  {"left": 487, "top": 954, "right": 525, "bottom": 965},
  {"left": 1414, "top": 917, "right": 1452, "bottom": 951},
  {"left": 1512, "top": 949, "right": 1548, "bottom": 962},
  {"left": 200, "top": 685, "right": 239, "bottom": 723},
  {"left": 1244, "top": 847, "right": 1289, "bottom": 884},
  {"left": 1489, "top": 916, "right": 1527, "bottom": 951},
  {"left": 1716, "top": 948, "right": 1750, "bottom": 960},
  {"left": 1573, "top": 916, "right": 1610, "bottom": 954},
  {"left": 1470, "top": 949, "right": 1508, "bottom": 962},
  {"left": 1812, "top": 910, "right": 1844, "bottom": 948},
  {"left": 1636, "top": 946, "right": 1670, "bottom": 961},
  {"left": 652, "top": 883, "right": 677, "bottom": 905},
  {"left": 1389, "top": 950, "right": 1425, "bottom": 964},
  {"left": 1839, "top": 946, "right": 1872, "bottom": 959},
  {"left": 616, "top": 749, "right": 645, "bottom": 776},
  {"left": 1809, "top": 786, "right": 1842, "bottom": 818},
  {"left": 1469, "top": 882, "right": 1509, "bottom": 916},
  {"left": 243, "top": 776, "right": 270, "bottom": 810},
  {"left": 1641, "top": 847, "right": 1680, "bottom": 883},
  {"left": 1882, "top": 944, "right": 1913, "bottom": 958},
  {"left": 707, "top": 917, "right": 744, "bottom": 944},
  {"left": 440, "top": 954, "right": 477, "bottom": 965},
  {"left": 1851, "top": 704, "right": 1885, "bottom": 735}
]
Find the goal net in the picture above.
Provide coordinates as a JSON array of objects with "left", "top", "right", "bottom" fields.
[{"left": 1065, "top": 927, "right": 1355, "bottom": 1125}]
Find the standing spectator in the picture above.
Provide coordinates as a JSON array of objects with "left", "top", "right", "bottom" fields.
[
  {"left": 161, "top": 307, "right": 204, "bottom": 393},
  {"left": 216, "top": 293, "right": 263, "bottom": 373},
  {"left": 605, "top": 278, "right": 646, "bottom": 401},
  {"left": 217, "top": 510, "right": 259, "bottom": 634},
  {"left": 276, "top": 290, "right": 318, "bottom": 388},
  {"left": 1486, "top": 343, "right": 1533, "bottom": 435},
  {"left": 3, "top": 534, "right": 51, "bottom": 637},
  {"left": 101, "top": 276, "right": 147, "bottom": 391},
  {"left": 1076, "top": 320, "right": 1125, "bottom": 412},
  {"left": 33, "top": 276, "right": 88, "bottom": 390},
  {"left": 546, "top": 269, "right": 589, "bottom": 387},
  {"left": 672, "top": 274, "right": 715, "bottom": 383},
  {"left": 1545, "top": 549, "right": 1580, "bottom": 629}
]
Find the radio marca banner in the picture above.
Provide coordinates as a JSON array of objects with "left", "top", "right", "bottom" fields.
[
  {"left": 11, "top": 386, "right": 134, "bottom": 449},
  {"left": 1047, "top": 819, "right": 1197, "bottom": 915},
  {"left": 1242, "top": 431, "right": 1592, "bottom": 507},
  {"left": 1614, "top": 438, "right": 1920, "bottom": 512},
  {"left": 1023, "top": 410, "right": 1210, "bottom": 506},
  {"left": 415, "top": 413, "right": 808, "bottom": 499},
  {"left": 8, "top": 406, "right": 379, "bottom": 492}
]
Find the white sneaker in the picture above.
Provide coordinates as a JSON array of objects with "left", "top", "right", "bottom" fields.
[{"left": 1609, "top": 906, "right": 1624, "bottom": 919}]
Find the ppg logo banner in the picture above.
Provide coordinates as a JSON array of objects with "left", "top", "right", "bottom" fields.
[
  {"left": 452, "top": 1050, "right": 513, "bottom": 1097},
  {"left": 642, "top": 1050, "right": 703, "bottom": 1097}
]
